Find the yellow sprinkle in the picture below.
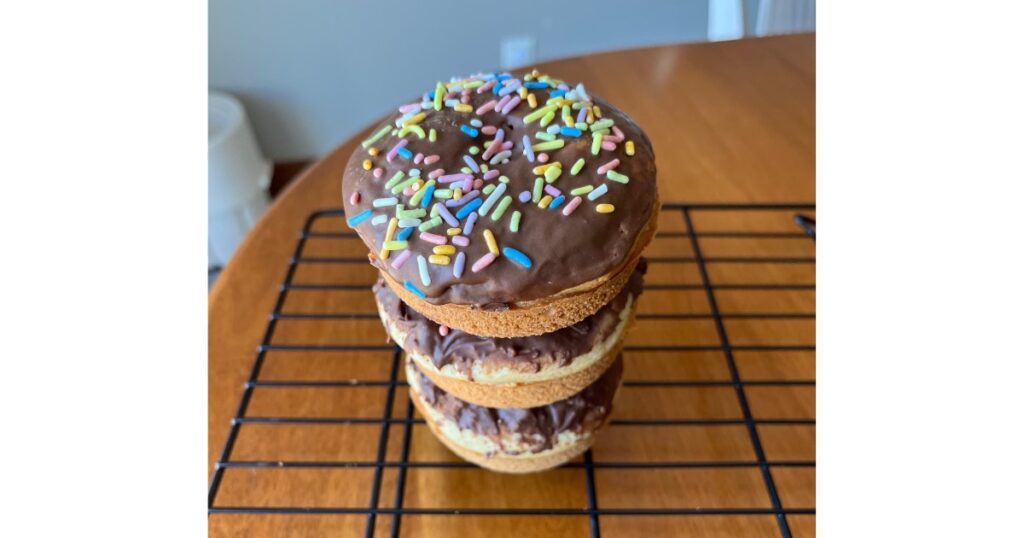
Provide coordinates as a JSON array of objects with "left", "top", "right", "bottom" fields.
[
  {"left": 398, "top": 124, "right": 426, "bottom": 139},
  {"left": 433, "top": 245, "right": 456, "bottom": 255},
  {"left": 527, "top": 93, "right": 537, "bottom": 108},
  {"left": 586, "top": 109, "right": 595, "bottom": 123},
  {"left": 453, "top": 188, "right": 462, "bottom": 200},
  {"left": 523, "top": 105, "right": 557, "bottom": 124},
  {"left": 362, "top": 159, "right": 372, "bottom": 171},
  {"left": 428, "top": 255, "right": 451, "bottom": 265},
  {"left": 368, "top": 147, "right": 380, "bottom": 156},
  {"left": 402, "top": 112, "right": 426, "bottom": 126},
  {"left": 626, "top": 140, "right": 635, "bottom": 156},
  {"left": 544, "top": 165, "right": 562, "bottom": 183},
  {"left": 532, "top": 163, "right": 559, "bottom": 175},
  {"left": 594, "top": 106, "right": 602, "bottom": 118},
  {"left": 484, "top": 229, "right": 499, "bottom": 255},
  {"left": 433, "top": 81, "right": 444, "bottom": 111},
  {"left": 538, "top": 194, "right": 553, "bottom": 209},
  {"left": 591, "top": 132, "right": 603, "bottom": 155},
  {"left": 429, "top": 128, "right": 437, "bottom": 142},
  {"left": 518, "top": 86, "right": 528, "bottom": 98},
  {"left": 381, "top": 218, "right": 398, "bottom": 260},
  {"left": 596, "top": 203, "right": 615, "bottom": 214},
  {"left": 446, "top": 227, "right": 461, "bottom": 236},
  {"left": 454, "top": 103, "right": 473, "bottom": 112}
]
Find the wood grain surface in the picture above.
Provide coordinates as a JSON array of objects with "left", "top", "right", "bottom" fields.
[{"left": 209, "top": 34, "right": 815, "bottom": 537}]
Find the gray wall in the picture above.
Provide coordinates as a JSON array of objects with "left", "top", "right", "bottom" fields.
[{"left": 210, "top": 0, "right": 709, "bottom": 161}]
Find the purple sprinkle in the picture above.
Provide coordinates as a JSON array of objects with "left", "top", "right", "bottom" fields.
[
  {"left": 435, "top": 203, "right": 460, "bottom": 227},
  {"left": 500, "top": 141, "right": 513, "bottom": 151},
  {"left": 463, "top": 155, "right": 480, "bottom": 173},
  {"left": 453, "top": 251, "right": 466, "bottom": 278},
  {"left": 438, "top": 173, "right": 472, "bottom": 183},
  {"left": 523, "top": 135, "right": 535, "bottom": 162},
  {"left": 494, "top": 94, "right": 511, "bottom": 111},
  {"left": 483, "top": 169, "right": 500, "bottom": 180},
  {"left": 452, "top": 235, "right": 470, "bottom": 247},
  {"left": 462, "top": 177, "right": 474, "bottom": 192},
  {"left": 445, "top": 189, "right": 480, "bottom": 207},
  {"left": 544, "top": 185, "right": 562, "bottom": 197},
  {"left": 576, "top": 108, "right": 587, "bottom": 123},
  {"left": 518, "top": 190, "right": 531, "bottom": 203},
  {"left": 463, "top": 212, "right": 479, "bottom": 235},
  {"left": 386, "top": 139, "right": 408, "bottom": 162}
]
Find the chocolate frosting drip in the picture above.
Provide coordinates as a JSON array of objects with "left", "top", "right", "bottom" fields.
[
  {"left": 377, "top": 261, "right": 645, "bottom": 378},
  {"left": 342, "top": 73, "right": 657, "bottom": 306},
  {"left": 413, "top": 355, "right": 622, "bottom": 453}
]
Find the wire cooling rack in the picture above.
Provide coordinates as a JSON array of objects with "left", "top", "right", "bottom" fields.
[{"left": 209, "top": 203, "right": 816, "bottom": 538}]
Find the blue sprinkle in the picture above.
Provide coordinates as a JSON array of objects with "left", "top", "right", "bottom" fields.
[
  {"left": 346, "top": 209, "right": 372, "bottom": 227},
  {"left": 550, "top": 89, "right": 566, "bottom": 97},
  {"left": 495, "top": 73, "right": 512, "bottom": 81},
  {"left": 397, "top": 147, "right": 413, "bottom": 159},
  {"left": 524, "top": 82, "right": 548, "bottom": 89},
  {"left": 502, "top": 247, "right": 533, "bottom": 269},
  {"left": 549, "top": 195, "right": 566, "bottom": 210},
  {"left": 459, "top": 125, "right": 479, "bottom": 138},
  {"left": 396, "top": 227, "right": 414, "bottom": 241},
  {"left": 420, "top": 185, "right": 435, "bottom": 208},
  {"left": 492, "top": 82, "right": 502, "bottom": 94},
  {"left": 403, "top": 280, "right": 427, "bottom": 299},
  {"left": 455, "top": 197, "right": 483, "bottom": 219},
  {"left": 560, "top": 127, "right": 582, "bottom": 138}
]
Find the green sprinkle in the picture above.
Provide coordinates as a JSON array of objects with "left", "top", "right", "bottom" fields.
[
  {"left": 483, "top": 184, "right": 496, "bottom": 195},
  {"left": 591, "top": 133, "right": 603, "bottom": 155},
  {"left": 430, "top": 203, "right": 441, "bottom": 217},
  {"left": 390, "top": 176, "right": 419, "bottom": 194},
  {"left": 498, "top": 175, "right": 510, "bottom": 184},
  {"left": 469, "top": 146, "right": 480, "bottom": 155},
  {"left": 510, "top": 210, "right": 521, "bottom": 233},
  {"left": 607, "top": 170, "right": 630, "bottom": 184},
  {"left": 570, "top": 185, "right": 595, "bottom": 196},
  {"left": 433, "top": 81, "right": 444, "bottom": 111},
  {"left": 577, "top": 123, "right": 588, "bottom": 131},
  {"left": 460, "top": 167, "right": 472, "bottom": 174},
  {"left": 532, "top": 177, "right": 544, "bottom": 203},
  {"left": 531, "top": 140, "right": 565, "bottom": 152},
  {"left": 398, "top": 125, "right": 425, "bottom": 139},
  {"left": 535, "top": 131, "right": 556, "bottom": 141},
  {"left": 433, "top": 189, "right": 453, "bottom": 199},
  {"left": 523, "top": 105, "right": 558, "bottom": 124},
  {"left": 384, "top": 171, "right": 406, "bottom": 189},
  {"left": 539, "top": 110, "right": 556, "bottom": 127},
  {"left": 383, "top": 240, "right": 408, "bottom": 250},
  {"left": 398, "top": 208, "right": 426, "bottom": 219},
  {"left": 571, "top": 158, "right": 585, "bottom": 175},
  {"left": 463, "top": 80, "right": 484, "bottom": 89},
  {"left": 429, "top": 128, "right": 437, "bottom": 142},
  {"left": 544, "top": 166, "right": 562, "bottom": 183},
  {"left": 480, "top": 164, "right": 489, "bottom": 173},
  {"left": 361, "top": 125, "right": 391, "bottom": 149},
  {"left": 390, "top": 128, "right": 398, "bottom": 136},
  {"left": 491, "top": 195, "right": 513, "bottom": 221},
  {"left": 592, "top": 128, "right": 610, "bottom": 136},
  {"left": 418, "top": 216, "right": 442, "bottom": 232},
  {"left": 590, "top": 119, "right": 614, "bottom": 131},
  {"left": 409, "top": 180, "right": 435, "bottom": 206}
]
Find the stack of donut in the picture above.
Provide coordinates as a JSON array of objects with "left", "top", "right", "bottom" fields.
[{"left": 342, "top": 70, "right": 658, "bottom": 472}]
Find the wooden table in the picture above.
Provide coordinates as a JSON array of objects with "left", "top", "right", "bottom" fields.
[{"left": 210, "top": 34, "right": 815, "bottom": 537}]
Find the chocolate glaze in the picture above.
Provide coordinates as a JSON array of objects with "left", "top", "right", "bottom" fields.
[
  {"left": 377, "top": 260, "right": 645, "bottom": 379},
  {"left": 412, "top": 355, "right": 622, "bottom": 453},
  {"left": 342, "top": 73, "right": 658, "bottom": 306}
]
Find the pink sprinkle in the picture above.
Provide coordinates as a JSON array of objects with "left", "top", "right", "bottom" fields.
[
  {"left": 476, "top": 100, "right": 498, "bottom": 115},
  {"left": 398, "top": 103, "right": 420, "bottom": 114},
  {"left": 428, "top": 168, "right": 445, "bottom": 179},
  {"left": 562, "top": 196, "right": 583, "bottom": 216},
  {"left": 482, "top": 139, "right": 500, "bottom": 161},
  {"left": 500, "top": 140, "right": 513, "bottom": 151},
  {"left": 439, "top": 325, "right": 449, "bottom": 336},
  {"left": 461, "top": 95, "right": 470, "bottom": 104},
  {"left": 538, "top": 153, "right": 549, "bottom": 163},
  {"left": 603, "top": 134, "right": 624, "bottom": 144},
  {"left": 482, "top": 169, "right": 500, "bottom": 180},
  {"left": 476, "top": 79, "right": 497, "bottom": 94},
  {"left": 391, "top": 250, "right": 412, "bottom": 269},
  {"left": 597, "top": 159, "right": 621, "bottom": 174},
  {"left": 402, "top": 186, "right": 415, "bottom": 196},
  {"left": 372, "top": 168, "right": 384, "bottom": 178},
  {"left": 495, "top": 94, "right": 511, "bottom": 112},
  {"left": 424, "top": 155, "right": 441, "bottom": 165},
  {"left": 349, "top": 192, "right": 361, "bottom": 205},
  {"left": 462, "top": 89, "right": 471, "bottom": 96},
  {"left": 386, "top": 139, "right": 408, "bottom": 162},
  {"left": 481, "top": 125, "right": 497, "bottom": 135},
  {"left": 472, "top": 178, "right": 483, "bottom": 189},
  {"left": 439, "top": 173, "right": 472, "bottom": 183},
  {"left": 414, "top": 153, "right": 424, "bottom": 164},
  {"left": 601, "top": 141, "right": 617, "bottom": 151},
  {"left": 500, "top": 96, "right": 522, "bottom": 115},
  {"left": 419, "top": 232, "right": 447, "bottom": 245},
  {"left": 612, "top": 126, "right": 625, "bottom": 139},
  {"left": 544, "top": 185, "right": 561, "bottom": 197},
  {"left": 452, "top": 235, "right": 469, "bottom": 247},
  {"left": 471, "top": 252, "right": 497, "bottom": 273}
]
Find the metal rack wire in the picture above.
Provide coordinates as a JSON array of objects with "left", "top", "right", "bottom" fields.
[{"left": 209, "top": 203, "right": 816, "bottom": 538}]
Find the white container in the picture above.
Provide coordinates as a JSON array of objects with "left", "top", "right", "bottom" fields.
[{"left": 208, "top": 91, "right": 272, "bottom": 268}]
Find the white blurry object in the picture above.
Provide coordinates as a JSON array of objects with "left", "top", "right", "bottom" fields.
[
  {"left": 208, "top": 91, "right": 271, "bottom": 269},
  {"left": 708, "top": 0, "right": 744, "bottom": 42},
  {"left": 755, "top": 0, "right": 815, "bottom": 36},
  {"left": 500, "top": 36, "right": 536, "bottom": 70}
]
